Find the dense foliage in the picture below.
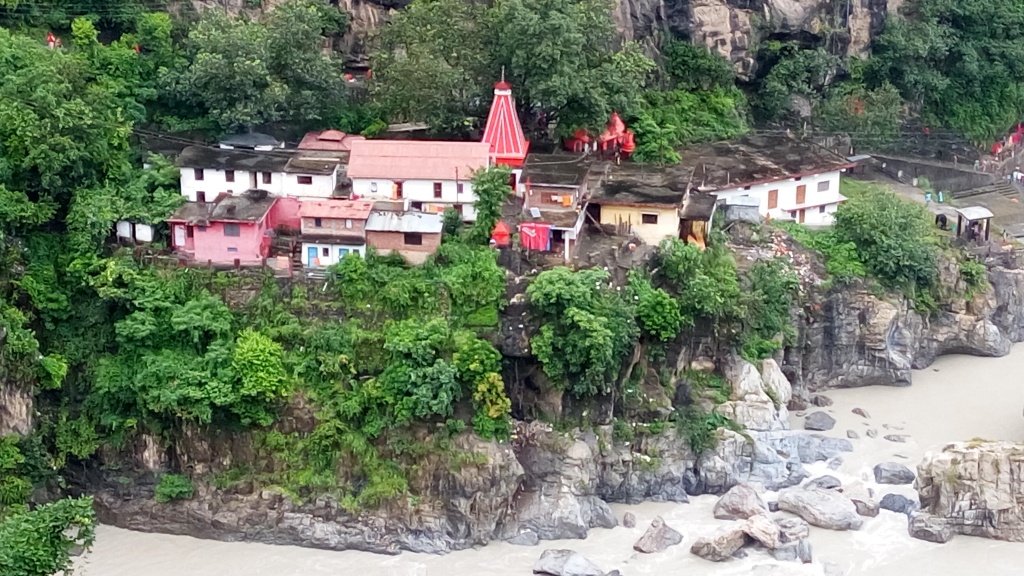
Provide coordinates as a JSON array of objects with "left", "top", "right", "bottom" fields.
[{"left": 373, "top": 0, "right": 653, "bottom": 134}]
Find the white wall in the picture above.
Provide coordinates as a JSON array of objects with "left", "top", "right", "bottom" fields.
[
  {"left": 284, "top": 170, "right": 338, "bottom": 199},
  {"left": 301, "top": 242, "right": 366, "bottom": 267},
  {"left": 352, "top": 178, "right": 479, "bottom": 220},
  {"left": 180, "top": 168, "right": 285, "bottom": 201},
  {"left": 352, "top": 178, "right": 476, "bottom": 204},
  {"left": 713, "top": 170, "right": 844, "bottom": 225}
]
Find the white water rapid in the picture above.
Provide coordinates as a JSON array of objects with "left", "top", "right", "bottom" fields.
[{"left": 75, "top": 347, "right": 1024, "bottom": 576}]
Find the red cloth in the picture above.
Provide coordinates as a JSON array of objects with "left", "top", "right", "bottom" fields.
[
  {"left": 994, "top": 142, "right": 1004, "bottom": 155},
  {"left": 520, "top": 223, "right": 550, "bottom": 250}
]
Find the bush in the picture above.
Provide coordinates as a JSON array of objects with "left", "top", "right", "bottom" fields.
[
  {"left": 832, "top": 185, "right": 938, "bottom": 291},
  {"left": 628, "top": 272, "right": 683, "bottom": 341},
  {"left": 960, "top": 258, "right": 987, "bottom": 295},
  {"left": 154, "top": 474, "right": 194, "bottom": 503}
]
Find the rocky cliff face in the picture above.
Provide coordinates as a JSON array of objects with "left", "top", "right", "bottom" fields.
[
  {"left": 174, "top": 0, "right": 900, "bottom": 75},
  {"left": 0, "top": 381, "right": 32, "bottom": 436},
  {"left": 92, "top": 356, "right": 854, "bottom": 552},
  {"left": 786, "top": 253, "right": 1022, "bottom": 405},
  {"left": 917, "top": 441, "right": 1024, "bottom": 542},
  {"left": 612, "top": 0, "right": 901, "bottom": 79}
]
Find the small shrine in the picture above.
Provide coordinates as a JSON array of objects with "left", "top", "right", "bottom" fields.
[{"left": 561, "top": 112, "right": 635, "bottom": 162}]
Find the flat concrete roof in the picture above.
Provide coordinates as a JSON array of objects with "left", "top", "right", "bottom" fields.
[
  {"left": 522, "top": 153, "right": 593, "bottom": 187},
  {"left": 590, "top": 134, "right": 852, "bottom": 207}
]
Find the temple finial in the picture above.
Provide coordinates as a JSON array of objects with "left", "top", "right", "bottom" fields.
[{"left": 501, "top": 66, "right": 505, "bottom": 83}]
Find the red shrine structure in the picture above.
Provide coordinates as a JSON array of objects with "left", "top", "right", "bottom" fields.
[
  {"left": 562, "top": 112, "right": 636, "bottom": 160},
  {"left": 482, "top": 77, "right": 530, "bottom": 169}
]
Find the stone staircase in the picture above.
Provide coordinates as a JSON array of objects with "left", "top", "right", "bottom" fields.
[{"left": 951, "top": 180, "right": 1020, "bottom": 201}]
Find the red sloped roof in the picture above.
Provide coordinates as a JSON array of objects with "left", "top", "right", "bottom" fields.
[
  {"left": 482, "top": 82, "right": 529, "bottom": 165},
  {"left": 298, "top": 199, "right": 375, "bottom": 219},
  {"left": 347, "top": 140, "right": 491, "bottom": 181}
]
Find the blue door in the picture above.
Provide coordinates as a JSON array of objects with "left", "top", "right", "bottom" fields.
[
  {"left": 307, "top": 246, "right": 319, "bottom": 267},
  {"left": 338, "top": 247, "right": 349, "bottom": 260}
]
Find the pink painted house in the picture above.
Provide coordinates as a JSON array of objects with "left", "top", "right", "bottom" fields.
[{"left": 168, "top": 190, "right": 281, "bottom": 265}]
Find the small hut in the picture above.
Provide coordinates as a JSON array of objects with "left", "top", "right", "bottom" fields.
[
  {"left": 954, "top": 206, "right": 993, "bottom": 243},
  {"left": 679, "top": 191, "right": 718, "bottom": 250}
]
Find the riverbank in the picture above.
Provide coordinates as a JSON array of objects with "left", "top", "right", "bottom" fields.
[{"left": 75, "top": 347, "right": 1024, "bottom": 575}]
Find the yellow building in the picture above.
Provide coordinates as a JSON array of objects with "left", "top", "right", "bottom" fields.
[{"left": 596, "top": 203, "right": 680, "bottom": 246}]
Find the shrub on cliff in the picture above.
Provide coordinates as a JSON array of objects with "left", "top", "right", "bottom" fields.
[
  {"left": 527, "top": 267, "right": 638, "bottom": 397},
  {"left": 154, "top": 474, "right": 194, "bottom": 503},
  {"left": 832, "top": 185, "right": 938, "bottom": 293}
]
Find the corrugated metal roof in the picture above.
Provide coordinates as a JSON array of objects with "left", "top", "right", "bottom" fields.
[
  {"left": 298, "top": 200, "right": 374, "bottom": 219},
  {"left": 365, "top": 210, "right": 443, "bottom": 233},
  {"left": 347, "top": 140, "right": 490, "bottom": 181}
]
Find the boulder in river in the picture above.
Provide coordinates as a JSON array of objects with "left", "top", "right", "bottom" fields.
[
  {"left": 713, "top": 483, "right": 769, "bottom": 520},
  {"left": 908, "top": 511, "right": 955, "bottom": 543},
  {"left": 742, "top": 514, "right": 780, "bottom": 549},
  {"left": 804, "top": 412, "right": 836, "bottom": 431},
  {"left": 847, "top": 430, "right": 860, "bottom": 439},
  {"left": 508, "top": 531, "right": 540, "bottom": 546},
  {"left": 811, "top": 395, "right": 834, "bottom": 407},
  {"left": 840, "top": 481, "right": 879, "bottom": 517},
  {"left": 879, "top": 493, "right": 918, "bottom": 515},
  {"left": 775, "top": 517, "right": 810, "bottom": 543},
  {"left": 873, "top": 462, "right": 915, "bottom": 485},
  {"left": 622, "top": 512, "right": 636, "bottom": 528},
  {"left": 771, "top": 538, "right": 812, "bottom": 563},
  {"left": 632, "top": 516, "right": 683, "bottom": 553},
  {"left": 777, "top": 488, "right": 864, "bottom": 530},
  {"left": 690, "top": 525, "right": 748, "bottom": 562},
  {"left": 852, "top": 407, "right": 870, "bottom": 418},
  {"left": 533, "top": 549, "right": 604, "bottom": 576},
  {"left": 805, "top": 475, "right": 842, "bottom": 490},
  {"left": 884, "top": 434, "right": 910, "bottom": 443}
]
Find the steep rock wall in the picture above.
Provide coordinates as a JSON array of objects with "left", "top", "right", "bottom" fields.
[
  {"left": 917, "top": 441, "right": 1024, "bottom": 542},
  {"left": 174, "top": 0, "right": 901, "bottom": 76}
]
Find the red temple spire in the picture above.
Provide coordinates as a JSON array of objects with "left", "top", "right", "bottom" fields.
[{"left": 482, "top": 73, "right": 529, "bottom": 168}]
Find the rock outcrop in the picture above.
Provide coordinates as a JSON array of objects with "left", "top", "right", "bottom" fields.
[
  {"left": 0, "top": 381, "right": 32, "bottom": 436},
  {"left": 908, "top": 511, "right": 955, "bottom": 544},
  {"left": 917, "top": 440, "right": 1024, "bottom": 542},
  {"left": 879, "top": 493, "right": 918, "bottom": 515}
]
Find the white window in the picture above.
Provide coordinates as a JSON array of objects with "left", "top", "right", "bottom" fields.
[
  {"left": 345, "top": 219, "right": 352, "bottom": 229},
  {"left": 370, "top": 182, "right": 378, "bottom": 193}
]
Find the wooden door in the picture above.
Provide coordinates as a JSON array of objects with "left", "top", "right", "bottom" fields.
[
  {"left": 798, "top": 209, "right": 806, "bottom": 224},
  {"left": 768, "top": 189, "right": 778, "bottom": 209},
  {"left": 796, "top": 185, "right": 807, "bottom": 205}
]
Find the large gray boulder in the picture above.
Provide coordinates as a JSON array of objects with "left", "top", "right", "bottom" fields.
[
  {"left": 771, "top": 538, "right": 812, "bottom": 563},
  {"left": 689, "top": 525, "right": 748, "bottom": 562},
  {"left": 712, "top": 483, "right": 769, "bottom": 520},
  {"left": 908, "top": 511, "right": 955, "bottom": 543},
  {"left": 533, "top": 549, "right": 604, "bottom": 576},
  {"left": 632, "top": 516, "right": 683, "bottom": 553},
  {"left": 777, "top": 488, "right": 864, "bottom": 530},
  {"left": 806, "top": 475, "right": 842, "bottom": 490},
  {"left": 804, "top": 412, "right": 836, "bottom": 431},
  {"left": 873, "top": 462, "right": 915, "bottom": 485},
  {"left": 879, "top": 493, "right": 918, "bottom": 515},
  {"left": 776, "top": 517, "right": 810, "bottom": 543}
]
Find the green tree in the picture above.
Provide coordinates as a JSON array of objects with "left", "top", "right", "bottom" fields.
[
  {"left": 0, "top": 497, "right": 96, "bottom": 576},
  {"left": 527, "top": 267, "right": 638, "bottom": 397},
  {"left": 465, "top": 166, "right": 512, "bottom": 245},
  {"left": 663, "top": 40, "right": 735, "bottom": 91},
  {"left": 755, "top": 43, "right": 840, "bottom": 122},
  {"left": 816, "top": 82, "right": 904, "bottom": 148},
  {"left": 168, "top": 0, "right": 346, "bottom": 131}
]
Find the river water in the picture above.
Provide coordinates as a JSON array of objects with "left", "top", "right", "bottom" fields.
[{"left": 75, "top": 348, "right": 1024, "bottom": 576}]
